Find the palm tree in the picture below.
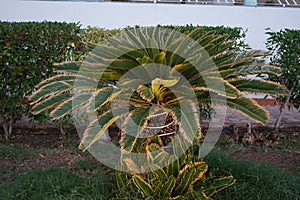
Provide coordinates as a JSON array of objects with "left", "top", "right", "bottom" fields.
[{"left": 30, "top": 27, "right": 285, "bottom": 155}]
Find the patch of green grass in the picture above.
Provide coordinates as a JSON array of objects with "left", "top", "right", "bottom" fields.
[
  {"left": 205, "top": 149, "right": 300, "bottom": 200},
  {"left": 276, "top": 133, "right": 300, "bottom": 151},
  {"left": 0, "top": 144, "right": 37, "bottom": 163},
  {"left": 216, "top": 135, "right": 244, "bottom": 153},
  {"left": 0, "top": 143, "right": 77, "bottom": 163},
  {"left": 73, "top": 158, "right": 97, "bottom": 171},
  {"left": 0, "top": 167, "right": 115, "bottom": 200},
  {"left": 0, "top": 165, "right": 15, "bottom": 180}
]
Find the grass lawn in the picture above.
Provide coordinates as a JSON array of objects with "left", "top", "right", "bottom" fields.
[
  {"left": 0, "top": 137, "right": 299, "bottom": 200},
  {"left": 205, "top": 149, "right": 300, "bottom": 200}
]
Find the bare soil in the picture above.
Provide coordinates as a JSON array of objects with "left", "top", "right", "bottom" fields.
[
  {"left": 232, "top": 146, "right": 300, "bottom": 174},
  {"left": 0, "top": 152, "right": 82, "bottom": 183},
  {"left": 216, "top": 124, "right": 300, "bottom": 174}
]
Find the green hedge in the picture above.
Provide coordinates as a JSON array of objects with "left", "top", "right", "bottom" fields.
[
  {"left": 158, "top": 24, "right": 248, "bottom": 49},
  {"left": 81, "top": 24, "right": 248, "bottom": 50},
  {"left": 0, "top": 21, "right": 247, "bottom": 138},
  {"left": 0, "top": 21, "right": 85, "bottom": 138}
]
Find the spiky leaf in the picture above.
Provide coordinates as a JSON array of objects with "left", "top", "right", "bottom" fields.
[
  {"left": 30, "top": 81, "right": 72, "bottom": 103},
  {"left": 229, "top": 79, "right": 286, "bottom": 95},
  {"left": 193, "top": 162, "right": 208, "bottom": 184},
  {"left": 167, "top": 155, "right": 180, "bottom": 178},
  {"left": 132, "top": 175, "right": 154, "bottom": 198},
  {"left": 31, "top": 93, "right": 71, "bottom": 115},
  {"left": 176, "top": 167, "right": 197, "bottom": 194},
  {"left": 160, "top": 175, "right": 176, "bottom": 197},
  {"left": 227, "top": 97, "right": 269, "bottom": 124},
  {"left": 120, "top": 108, "right": 150, "bottom": 151},
  {"left": 205, "top": 176, "right": 236, "bottom": 197},
  {"left": 137, "top": 85, "right": 154, "bottom": 102},
  {"left": 51, "top": 93, "right": 92, "bottom": 120},
  {"left": 165, "top": 100, "right": 201, "bottom": 143}
]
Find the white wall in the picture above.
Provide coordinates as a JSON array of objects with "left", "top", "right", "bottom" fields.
[{"left": 1, "top": 0, "right": 300, "bottom": 50}]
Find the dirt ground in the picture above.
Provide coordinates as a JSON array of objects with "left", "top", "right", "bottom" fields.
[{"left": 232, "top": 147, "right": 300, "bottom": 173}]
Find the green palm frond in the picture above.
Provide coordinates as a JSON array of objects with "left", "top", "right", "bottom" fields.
[
  {"left": 80, "top": 106, "right": 128, "bottom": 149},
  {"left": 30, "top": 81, "right": 73, "bottom": 104},
  {"left": 83, "top": 115, "right": 122, "bottom": 150},
  {"left": 220, "top": 64, "right": 281, "bottom": 78},
  {"left": 120, "top": 107, "right": 150, "bottom": 151},
  {"left": 137, "top": 85, "right": 154, "bottom": 102},
  {"left": 51, "top": 92, "right": 92, "bottom": 120},
  {"left": 227, "top": 97, "right": 269, "bottom": 123},
  {"left": 54, "top": 61, "right": 81, "bottom": 73},
  {"left": 193, "top": 77, "right": 242, "bottom": 99},
  {"left": 31, "top": 93, "right": 72, "bottom": 115},
  {"left": 229, "top": 79, "right": 287, "bottom": 95},
  {"left": 164, "top": 100, "right": 201, "bottom": 143}
]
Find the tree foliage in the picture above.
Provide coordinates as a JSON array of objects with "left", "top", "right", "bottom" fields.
[
  {"left": 266, "top": 28, "right": 300, "bottom": 129},
  {"left": 266, "top": 28, "right": 300, "bottom": 108}
]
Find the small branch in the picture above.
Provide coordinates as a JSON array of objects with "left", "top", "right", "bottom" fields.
[{"left": 275, "top": 80, "right": 297, "bottom": 131}]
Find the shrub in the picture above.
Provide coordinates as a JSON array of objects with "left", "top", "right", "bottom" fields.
[
  {"left": 159, "top": 24, "right": 248, "bottom": 50},
  {"left": 81, "top": 25, "right": 120, "bottom": 44},
  {"left": 0, "top": 21, "right": 85, "bottom": 139},
  {"left": 265, "top": 28, "right": 300, "bottom": 130}
]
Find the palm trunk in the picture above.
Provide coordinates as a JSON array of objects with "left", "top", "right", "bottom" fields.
[{"left": 275, "top": 81, "right": 296, "bottom": 131}]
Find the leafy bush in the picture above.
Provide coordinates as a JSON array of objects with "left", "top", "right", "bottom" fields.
[
  {"left": 160, "top": 24, "right": 248, "bottom": 50},
  {"left": 82, "top": 24, "right": 248, "bottom": 50},
  {"left": 265, "top": 28, "right": 300, "bottom": 129},
  {"left": 0, "top": 21, "right": 85, "bottom": 139},
  {"left": 81, "top": 25, "right": 120, "bottom": 44}
]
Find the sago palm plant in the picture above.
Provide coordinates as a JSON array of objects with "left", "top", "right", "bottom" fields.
[
  {"left": 30, "top": 27, "right": 285, "bottom": 152},
  {"left": 30, "top": 27, "right": 285, "bottom": 199}
]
